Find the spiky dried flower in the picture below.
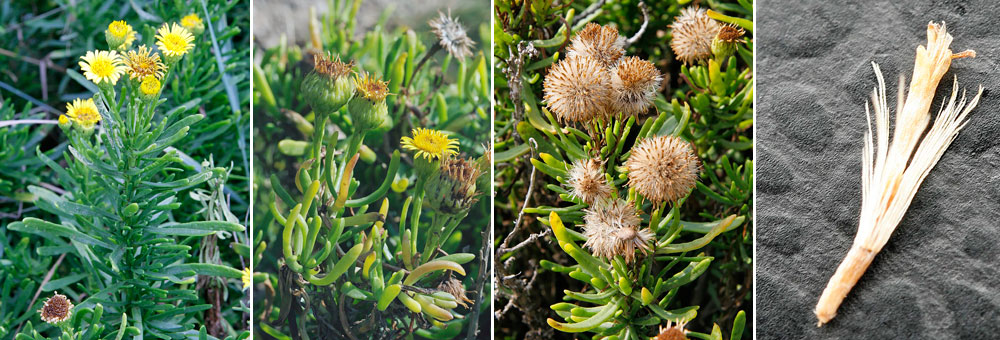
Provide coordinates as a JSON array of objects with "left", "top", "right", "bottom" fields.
[
  {"left": 582, "top": 199, "right": 654, "bottom": 263},
  {"left": 438, "top": 277, "right": 473, "bottom": 308},
  {"left": 567, "top": 23, "right": 626, "bottom": 69},
  {"left": 123, "top": 45, "right": 167, "bottom": 80},
  {"left": 39, "top": 292, "right": 73, "bottom": 324},
  {"left": 567, "top": 158, "right": 612, "bottom": 205},
  {"left": 429, "top": 10, "right": 475, "bottom": 60},
  {"left": 625, "top": 135, "right": 700, "bottom": 205},
  {"left": 652, "top": 320, "right": 689, "bottom": 340},
  {"left": 711, "top": 24, "right": 746, "bottom": 60},
  {"left": 543, "top": 56, "right": 612, "bottom": 122},
  {"left": 611, "top": 56, "right": 663, "bottom": 116},
  {"left": 313, "top": 52, "right": 354, "bottom": 79},
  {"left": 715, "top": 24, "right": 746, "bottom": 43},
  {"left": 669, "top": 7, "right": 721, "bottom": 64}
]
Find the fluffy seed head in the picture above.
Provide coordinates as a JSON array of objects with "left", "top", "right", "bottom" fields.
[
  {"left": 567, "top": 158, "right": 612, "bottom": 204},
  {"left": 39, "top": 292, "right": 73, "bottom": 324},
  {"left": 582, "top": 199, "right": 654, "bottom": 263},
  {"left": 567, "top": 23, "right": 625, "bottom": 69},
  {"left": 543, "top": 56, "right": 612, "bottom": 122},
  {"left": 653, "top": 320, "right": 689, "bottom": 340},
  {"left": 669, "top": 7, "right": 721, "bottom": 64},
  {"left": 429, "top": 10, "right": 476, "bottom": 60},
  {"left": 611, "top": 56, "right": 662, "bottom": 116},
  {"left": 626, "top": 135, "right": 700, "bottom": 205}
]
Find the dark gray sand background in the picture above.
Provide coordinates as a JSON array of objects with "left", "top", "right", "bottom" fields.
[{"left": 758, "top": 0, "right": 1000, "bottom": 338}]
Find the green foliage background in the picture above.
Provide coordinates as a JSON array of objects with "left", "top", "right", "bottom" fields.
[
  {"left": 251, "top": 0, "right": 491, "bottom": 339},
  {"left": 0, "top": 0, "right": 251, "bottom": 338},
  {"left": 493, "top": 0, "right": 753, "bottom": 339}
]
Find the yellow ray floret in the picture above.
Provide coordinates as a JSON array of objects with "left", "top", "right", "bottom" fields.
[
  {"left": 65, "top": 98, "right": 101, "bottom": 129},
  {"left": 156, "top": 23, "right": 195, "bottom": 58},
  {"left": 401, "top": 128, "right": 459, "bottom": 161},
  {"left": 241, "top": 267, "right": 252, "bottom": 290},
  {"left": 79, "top": 50, "right": 126, "bottom": 86}
]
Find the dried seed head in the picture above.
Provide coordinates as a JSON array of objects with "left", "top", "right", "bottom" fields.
[
  {"left": 543, "top": 56, "right": 612, "bottom": 123},
  {"left": 429, "top": 10, "right": 476, "bottom": 60},
  {"left": 653, "top": 320, "right": 689, "bottom": 340},
  {"left": 438, "top": 277, "right": 473, "bottom": 308},
  {"left": 302, "top": 52, "right": 356, "bottom": 115},
  {"left": 582, "top": 199, "right": 654, "bottom": 263},
  {"left": 567, "top": 23, "right": 626, "bottom": 69},
  {"left": 626, "top": 135, "right": 700, "bottom": 205},
  {"left": 567, "top": 158, "right": 612, "bottom": 204},
  {"left": 39, "top": 292, "right": 73, "bottom": 324},
  {"left": 611, "top": 56, "right": 663, "bottom": 116},
  {"left": 669, "top": 7, "right": 721, "bottom": 64}
]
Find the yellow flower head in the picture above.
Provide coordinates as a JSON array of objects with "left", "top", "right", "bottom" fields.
[
  {"left": 66, "top": 98, "right": 101, "bottom": 129},
  {"left": 400, "top": 128, "right": 459, "bottom": 161},
  {"left": 123, "top": 45, "right": 166, "bottom": 80},
  {"left": 58, "top": 115, "right": 69, "bottom": 125},
  {"left": 80, "top": 50, "right": 126, "bottom": 86},
  {"left": 181, "top": 14, "right": 203, "bottom": 30},
  {"left": 155, "top": 23, "right": 195, "bottom": 58},
  {"left": 241, "top": 267, "right": 252, "bottom": 290},
  {"left": 139, "top": 76, "right": 160, "bottom": 96},
  {"left": 353, "top": 72, "right": 390, "bottom": 102},
  {"left": 106, "top": 20, "right": 136, "bottom": 48}
]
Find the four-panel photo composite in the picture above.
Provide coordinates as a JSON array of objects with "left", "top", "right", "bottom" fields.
[{"left": 1, "top": 0, "right": 997, "bottom": 339}]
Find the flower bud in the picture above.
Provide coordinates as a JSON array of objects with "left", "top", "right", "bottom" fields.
[
  {"left": 301, "top": 53, "right": 355, "bottom": 116},
  {"left": 57, "top": 115, "right": 72, "bottom": 133},
  {"left": 139, "top": 75, "right": 161, "bottom": 102},
  {"left": 180, "top": 14, "right": 206, "bottom": 36},
  {"left": 105, "top": 20, "right": 136, "bottom": 51},
  {"left": 347, "top": 72, "right": 390, "bottom": 133}
]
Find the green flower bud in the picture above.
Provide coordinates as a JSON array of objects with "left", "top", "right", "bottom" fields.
[
  {"left": 301, "top": 52, "right": 355, "bottom": 116},
  {"left": 347, "top": 72, "right": 391, "bottom": 133},
  {"left": 711, "top": 24, "right": 745, "bottom": 61},
  {"left": 57, "top": 115, "right": 72, "bottom": 133}
]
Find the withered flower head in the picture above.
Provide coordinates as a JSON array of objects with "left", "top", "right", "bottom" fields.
[
  {"left": 567, "top": 158, "right": 612, "bottom": 205},
  {"left": 567, "top": 22, "right": 625, "bottom": 69},
  {"left": 543, "top": 56, "right": 612, "bottom": 123},
  {"left": 653, "top": 320, "right": 689, "bottom": 340},
  {"left": 39, "top": 292, "right": 73, "bottom": 324},
  {"left": 669, "top": 7, "right": 721, "bottom": 64},
  {"left": 313, "top": 52, "right": 354, "bottom": 79},
  {"left": 429, "top": 10, "right": 476, "bottom": 60},
  {"left": 426, "top": 156, "right": 482, "bottom": 214},
  {"left": 302, "top": 52, "right": 356, "bottom": 116},
  {"left": 611, "top": 56, "right": 663, "bottom": 116},
  {"left": 582, "top": 199, "right": 654, "bottom": 263},
  {"left": 715, "top": 24, "right": 746, "bottom": 43},
  {"left": 123, "top": 45, "right": 167, "bottom": 80},
  {"left": 712, "top": 24, "right": 746, "bottom": 60},
  {"left": 625, "top": 135, "right": 700, "bottom": 205},
  {"left": 438, "top": 277, "right": 473, "bottom": 308}
]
